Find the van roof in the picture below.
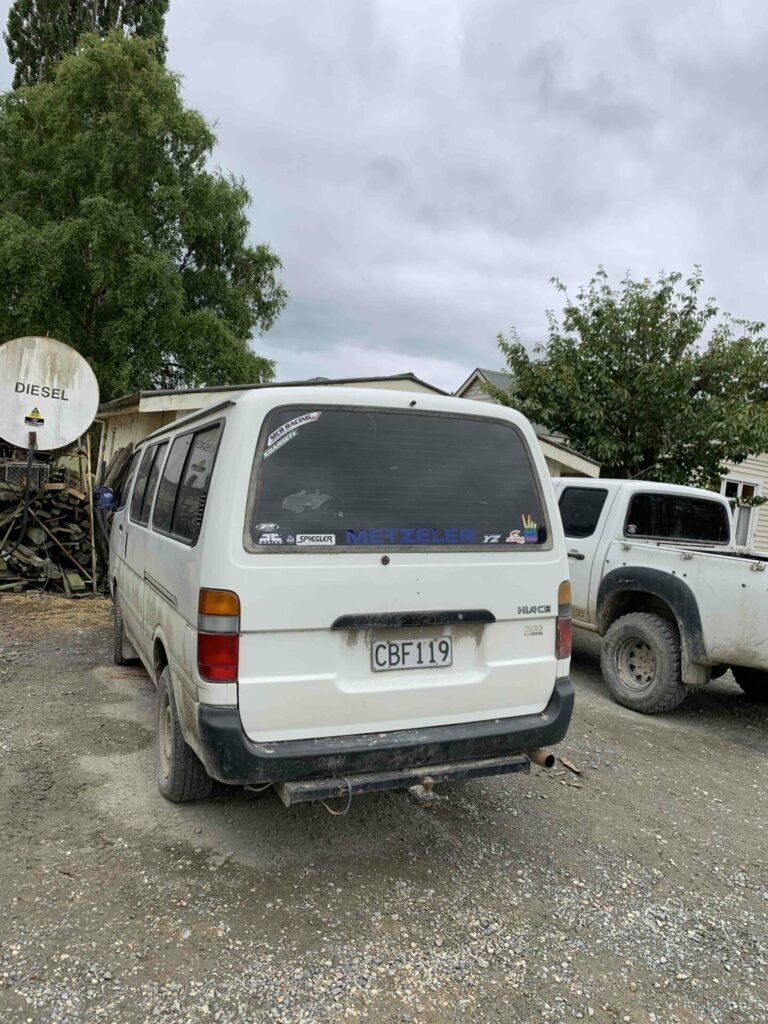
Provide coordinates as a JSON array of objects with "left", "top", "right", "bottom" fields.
[{"left": 139, "top": 385, "right": 533, "bottom": 446}]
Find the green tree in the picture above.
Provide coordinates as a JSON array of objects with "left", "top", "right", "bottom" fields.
[
  {"left": 0, "top": 32, "right": 287, "bottom": 401},
  {"left": 491, "top": 269, "right": 768, "bottom": 485},
  {"left": 5, "top": 0, "right": 169, "bottom": 88}
]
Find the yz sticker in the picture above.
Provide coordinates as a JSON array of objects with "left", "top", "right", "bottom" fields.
[
  {"left": 258, "top": 533, "right": 283, "bottom": 545},
  {"left": 483, "top": 534, "right": 501, "bottom": 543},
  {"left": 267, "top": 411, "right": 321, "bottom": 448},
  {"left": 521, "top": 514, "right": 539, "bottom": 543}
]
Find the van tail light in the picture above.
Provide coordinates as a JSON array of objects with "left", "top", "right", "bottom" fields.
[
  {"left": 556, "top": 580, "right": 572, "bottom": 660},
  {"left": 197, "top": 589, "right": 240, "bottom": 682}
]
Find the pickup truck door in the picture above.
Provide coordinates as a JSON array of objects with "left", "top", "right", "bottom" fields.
[{"left": 557, "top": 485, "right": 616, "bottom": 625}]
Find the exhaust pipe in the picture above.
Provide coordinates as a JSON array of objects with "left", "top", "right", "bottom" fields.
[{"left": 526, "top": 747, "right": 555, "bottom": 769}]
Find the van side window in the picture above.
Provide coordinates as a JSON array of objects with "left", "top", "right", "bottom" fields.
[
  {"left": 129, "top": 443, "right": 167, "bottom": 527},
  {"left": 116, "top": 451, "right": 141, "bottom": 511},
  {"left": 152, "top": 434, "right": 193, "bottom": 534},
  {"left": 168, "top": 426, "right": 222, "bottom": 544},
  {"left": 559, "top": 487, "right": 608, "bottom": 539},
  {"left": 624, "top": 492, "right": 730, "bottom": 544}
]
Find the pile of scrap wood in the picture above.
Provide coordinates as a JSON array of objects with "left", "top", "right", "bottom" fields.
[{"left": 0, "top": 478, "right": 96, "bottom": 594}]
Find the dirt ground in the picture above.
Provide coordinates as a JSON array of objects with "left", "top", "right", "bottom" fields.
[{"left": 0, "top": 595, "right": 766, "bottom": 1024}]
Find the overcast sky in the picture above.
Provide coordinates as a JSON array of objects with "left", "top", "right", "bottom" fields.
[{"left": 2, "top": 0, "right": 767, "bottom": 392}]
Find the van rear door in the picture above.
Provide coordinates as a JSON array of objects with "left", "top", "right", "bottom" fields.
[{"left": 236, "top": 404, "right": 566, "bottom": 743}]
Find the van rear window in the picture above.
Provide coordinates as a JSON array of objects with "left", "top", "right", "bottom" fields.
[{"left": 246, "top": 407, "right": 548, "bottom": 550}]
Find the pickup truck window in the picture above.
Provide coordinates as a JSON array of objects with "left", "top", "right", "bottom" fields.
[
  {"left": 559, "top": 487, "right": 608, "bottom": 538},
  {"left": 247, "top": 406, "right": 549, "bottom": 550},
  {"left": 624, "top": 492, "right": 730, "bottom": 544}
]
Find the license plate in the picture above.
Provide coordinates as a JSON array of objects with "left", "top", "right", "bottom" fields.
[{"left": 371, "top": 637, "right": 453, "bottom": 672}]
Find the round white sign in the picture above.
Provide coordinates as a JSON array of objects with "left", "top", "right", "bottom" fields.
[{"left": 0, "top": 336, "right": 100, "bottom": 451}]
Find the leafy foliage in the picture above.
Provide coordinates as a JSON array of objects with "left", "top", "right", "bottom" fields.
[
  {"left": 5, "top": 0, "right": 169, "bottom": 88},
  {"left": 490, "top": 269, "right": 768, "bottom": 485},
  {"left": 0, "top": 32, "right": 287, "bottom": 401}
]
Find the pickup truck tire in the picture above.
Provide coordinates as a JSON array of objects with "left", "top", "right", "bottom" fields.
[
  {"left": 113, "top": 590, "right": 139, "bottom": 666},
  {"left": 155, "top": 666, "right": 213, "bottom": 802},
  {"left": 732, "top": 666, "right": 768, "bottom": 702},
  {"left": 601, "top": 612, "right": 688, "bottom": 713}
]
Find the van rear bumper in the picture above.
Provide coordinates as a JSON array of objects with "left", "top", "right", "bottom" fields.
[{"left": 195, "top": 676, "right": 574, "bottom": 786}]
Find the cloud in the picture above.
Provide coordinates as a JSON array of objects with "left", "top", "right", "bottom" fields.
[{"left": 2, "top": 0, "right": 768, "bottom": 392}]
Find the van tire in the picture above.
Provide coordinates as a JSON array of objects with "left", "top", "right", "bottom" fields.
[
  {"left": 732, "top": 666, "right": 768, "bottom": 702},
  {"left": 601, "top": 612, "right": 688, "bottom": 714},
  {"left": 155, "top": 667, "right": 213, "bottom": 802},
  {"left": 113, "top": 590, "right": 139, "bottom": 666}
]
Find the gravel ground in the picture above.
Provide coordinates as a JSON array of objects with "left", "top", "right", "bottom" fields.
[{"left": 0, "top": 595, "right": 766, "bottom": 1024}]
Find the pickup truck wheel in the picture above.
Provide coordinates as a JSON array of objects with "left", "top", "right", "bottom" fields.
[
  {"left": 732, "top": 666, "right": 768, "bottom": 702},
  {"left": 113, "top": 590, "right": 139, "bottom": 666},
  {"left": 601, "top": 612, "right": 688, "bottom": 713},
  {"left": 155, "top": 666, "right": 213, "bottom": 802}
]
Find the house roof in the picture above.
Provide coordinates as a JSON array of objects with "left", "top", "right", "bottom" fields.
[
  {"left": 98, "top": 372, "right": 447, "bottom": 414},
  {"left": 455, "top": 366, "right": 601, "bottom": 469}
]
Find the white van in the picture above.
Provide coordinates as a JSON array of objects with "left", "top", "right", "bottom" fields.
[{"left": 104, "top": 387, "right": 574, "bottom": 804}]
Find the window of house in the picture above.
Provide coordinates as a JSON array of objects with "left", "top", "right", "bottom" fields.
[
  {"left": 720, "top": 477, "right": 761, "bottom": 547},
  {"left": 624, "top": 492, "right": 730, "bottom": 544},
  {"left": 558, "top": 487, "right": 608, "bottom": 539}
]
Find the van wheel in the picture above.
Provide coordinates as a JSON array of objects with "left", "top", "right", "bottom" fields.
[
  {"left": 601, "top": 612, "right": 688, "bottom": 713},
  {"left": 732, "top": 666, "right": 768, "bottom": 702},
  {"left": 155, "top": 667, "right": 213, "bottom": 802},
  {"left": 113, "top": 590, "right": 139, "bottom": 666}
]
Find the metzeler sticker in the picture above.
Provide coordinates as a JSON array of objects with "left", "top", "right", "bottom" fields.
[
  {"left": 521, "top": 514, "right": 539, "bottom": 543},
  {"left": 24, "top": 407, "right": 45, "bottom": 426},
  {"left": 296, "top": 533, "right": 336, "bottom": 546},
  {"left": 345, "top": 528, "right": 476, "bottom": 545},
  {"left": 267, "top": 412, "right": 321, "bottom": 447},
  {"left": 258, "top": 532, "right": 283, "bottom": 545},
  {"left": 263, "top": 430, "right": 297, "bottom": 459}
]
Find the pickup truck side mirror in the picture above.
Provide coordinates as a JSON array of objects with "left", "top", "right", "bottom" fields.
[{"left": 93, "top": 485, "right": 116, "bottom": 510}]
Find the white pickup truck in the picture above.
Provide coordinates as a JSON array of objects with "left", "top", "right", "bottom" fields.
[{"left": 552, "top": 478, "right": 768, "bottom": 712}]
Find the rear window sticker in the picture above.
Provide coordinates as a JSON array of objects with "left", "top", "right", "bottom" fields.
[
  {"left": 286, "top": 534, "right": 295, "bottom": 544},
  {"left": 345, "top": 527, "right": 476, "bottom": 545},
  {"left": 264, "top": 430, "right": 297, "bottom": 460},
  {"left": 521, "top": 514, "right": 539, "bottom": 542},
  {"left": 282, "top": 490, "right": 331, "bottom": 513},
  {"left": 505, "top": 529, "right": 525, "bottom": 544},
  {"left": 295, "top": 533, "right": 336, "bottom": 546},
  {"left": 255, "top": 522, "right": 279, "bottom": 531},
  {"left": 626, "top": 523, "right": 638, "bottom": 534},
  {"left": 267, "top": 411, "right": 321, "bottom": 448},
  {"left": 258, "top": 532, "right": 283, "bottom": 545},
  {"left": 483, "top": 534, "right": 501, "bottom": 543}
]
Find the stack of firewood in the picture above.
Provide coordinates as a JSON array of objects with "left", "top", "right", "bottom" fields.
[{"left": 0, "top": 479, "right": 96, "bottom": 594}]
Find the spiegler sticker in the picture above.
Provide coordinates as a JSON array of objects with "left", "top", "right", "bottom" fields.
[
  {"left": 267, "top": 411, "right": 321, "bottom": 448},
  {"left": 295, "top": 533, "right": 336, "bottom": 546}
]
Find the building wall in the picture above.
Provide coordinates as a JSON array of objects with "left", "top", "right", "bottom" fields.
[{"left": 723, "top": 454, "right": 768, "bottom": 552}]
